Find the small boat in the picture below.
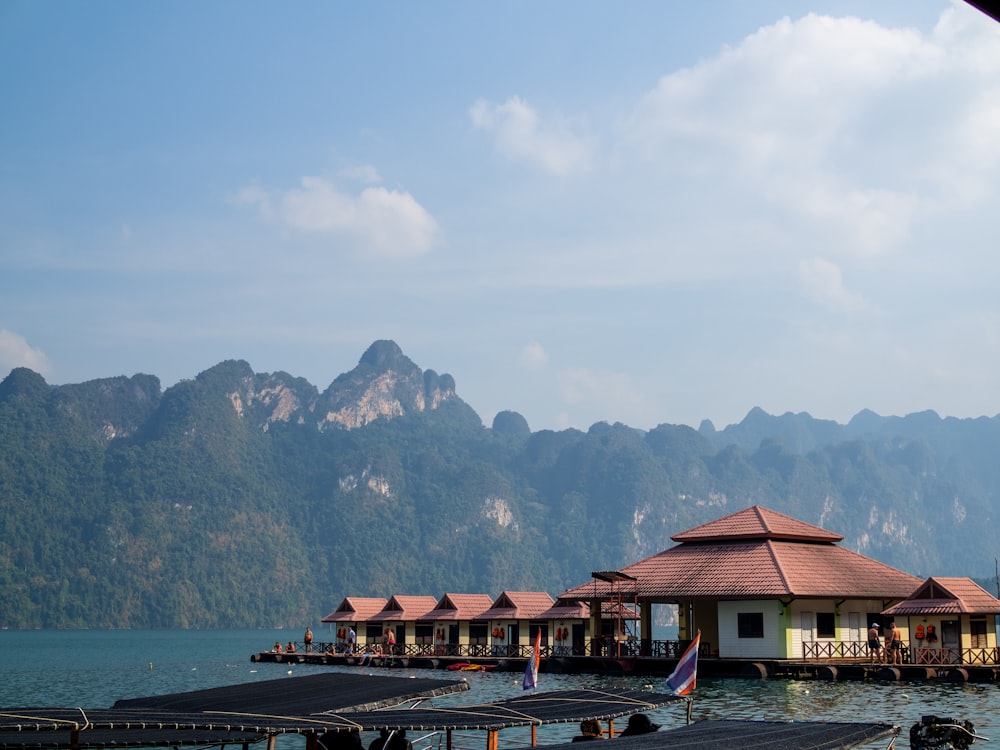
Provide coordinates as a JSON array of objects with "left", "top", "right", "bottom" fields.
[{"left": 446, "top": 662, "right": 496, "bottom": 671}]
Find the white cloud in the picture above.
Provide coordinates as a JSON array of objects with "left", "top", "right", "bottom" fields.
[
  {"left": 236, "top": 176, "right": 438, "bottom": 258},
  {"left": 0, "top": 330, "right": 52, "bottom": 376},
  {"left": 621, "top": 3, "right": 1000, "bottom": 258},
  {"left": 519, "top": 341, "right": 549, "bottom": 370},
  {"left": 798, "top": 257, "right": 868, "bottom": 312},
  {"left": 470, "top": 96, "right": 596, "bottom": 176}
]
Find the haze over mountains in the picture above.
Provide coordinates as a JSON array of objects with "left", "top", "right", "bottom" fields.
[{"left": 1, "top": 340, "right": 997, "bottom": 629}]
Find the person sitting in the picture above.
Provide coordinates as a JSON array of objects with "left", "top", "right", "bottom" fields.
[
  {"left": 572, "top": 719, "right": 604, "bottom": 741},
  {"left": 618, "top": 714, "right": 660, "bottom": 737},
  {"left": 272, "top": 641, "right": 283, "bottom": 653},
  {"left": 359, "top": 644, "right": 375, "bottom": 665},
  {"left": 286, "top": 641, "right": 296, "bottom": 653}
]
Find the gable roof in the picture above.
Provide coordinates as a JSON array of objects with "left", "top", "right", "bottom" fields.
[
  {"left": 671, "top": 505, "right": 843, "bottom": 543},
  {"left": 882, "top": 577, "right": 1000, "bottom": 616},
  {"left": 377, "top": 595, "right": 439, "bottom": 621},
  {"left": 321, "top": 597, "right": 388, "bottom": 623},
  {"left": 478, "top": 591, "right": 555, "bottom": 620},
  {"left": 422, "top": 593, "right": 495, "bottom": 621}
]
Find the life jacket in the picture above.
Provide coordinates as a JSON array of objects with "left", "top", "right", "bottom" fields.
[
  {"left": 915, "top": 624, "right": 925, "bottom": 640},
  {"left": 925, "top": 624, "right": 938, "bottom": 643}
]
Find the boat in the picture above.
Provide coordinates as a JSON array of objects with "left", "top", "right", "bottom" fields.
[{"left": 445, "top": 662, "right": 497, "bottom": 672}]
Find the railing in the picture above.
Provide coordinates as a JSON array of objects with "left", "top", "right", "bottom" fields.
[
  {"left": 802, "top": 641, "right": 1000, "bottom": 666},
  {"left": 802, "top": 640, "right": 871, "bottom": 660},
  {"left": 913, "top": 645, "right": 1000, "bottom": 665},
  {"left": 272, "top": 638, "right": 710, "bottom": 660}
]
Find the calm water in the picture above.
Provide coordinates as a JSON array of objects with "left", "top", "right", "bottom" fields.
[{"left": 0, "top": 630, "right": 996, "bottom": 748}]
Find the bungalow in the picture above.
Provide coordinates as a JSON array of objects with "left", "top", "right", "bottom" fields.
[
  {"left": 477, "top": 591, "right": 555, "bottom": 656},
  {"left": 561, "top": 505, "right": 922, "bottom": 660},
  {"left": 375, "top": 595, "right": 439, "bottom": 652},
  {"left": 320, "top": 597, "right": 387, "bottom": 649},
  {"left": 537, "top": 597, "right": 640, "bottom": 656},
  {"left": 421, "top": 593, "right": 495, "bottom": 655},
  {"left": 882, "top": 577, "right": 1000, "bottom": 665}
]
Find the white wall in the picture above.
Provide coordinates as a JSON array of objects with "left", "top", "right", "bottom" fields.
[{"left": 717, "top": 600, "right": 781, "bottom": 658}]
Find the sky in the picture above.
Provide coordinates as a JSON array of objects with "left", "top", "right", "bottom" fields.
[{"left": 2, "top": 1, "right": 1000, "bottom": 433}]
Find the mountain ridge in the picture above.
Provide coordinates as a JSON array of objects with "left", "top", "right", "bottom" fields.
[{"left": 1, "top": 340, "right": 998, "bottom": 629}]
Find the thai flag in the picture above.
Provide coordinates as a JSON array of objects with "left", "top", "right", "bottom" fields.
[
  {"left": 522, "top": 630, "right": 541, "bottom": 690},
  {"left": 664, "top": 630, "right": 700, "bottom": 695}
]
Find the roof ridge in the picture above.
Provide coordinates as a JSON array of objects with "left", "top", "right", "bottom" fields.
[{"left": 766, "top": 539, "right": 793, "bottom": 593}]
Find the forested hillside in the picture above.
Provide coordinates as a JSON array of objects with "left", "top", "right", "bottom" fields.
[{"left": 1, "top": 341, "right": 998, "bottom": 629}]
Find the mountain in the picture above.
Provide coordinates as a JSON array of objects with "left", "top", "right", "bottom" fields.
[{"left": 1, "top": 340, "right": 998, "bottom": 629}]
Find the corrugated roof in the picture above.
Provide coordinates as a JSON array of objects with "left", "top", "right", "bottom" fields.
[
  {"left": 113, "top": 673, "right": 466, "bottom": 714},
  {"left": 0, "top": 682, "right": 688, "bottom": 746},
  {"left": 671, "top": 505, "right": 843, "bottom": 543},
  {"left": 478, "top": 591, "right": 555, "bottom": 620},
  {"left": 563, "top": 540, "right": 920, "bottom": 601},
  {"left": 538, "top": 720, "right": 899, "bottom": 750},
  {"left": 422, "top": 593, "right": 495, "bottom": 621},
  {"left": 321, "top": 597, "right": 388, "bottom": 623},
  {"left": 377, "top": 595, "right": 439, "bottom": 621},
  {"left": 882, "top": 577, "right": 1000, "bottom": 616}
]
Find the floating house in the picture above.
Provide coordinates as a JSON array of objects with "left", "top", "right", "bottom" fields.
[
  {"left": 882, "top": 577, "right": 1000, "bottom": 665},
  {"left": 560, "top": 505, "right": 922, "bottom": 659},
  {"left": 537, "top": 597, "right": 640, "bottom": 656},
  {"left": 375, "top": 595, "right": 439, "bottom": 648},
  {"left": 478, "top": 591, "right": 555, "bottom": 656},
  {"left": 423, "top": 593, "right": 496, "bottom": 654},
  {"left": 320, "top": 596, "right": 387, "bottom": 647}
]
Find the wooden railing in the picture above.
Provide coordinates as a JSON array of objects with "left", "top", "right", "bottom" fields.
[
  {"left": 802, "top": 640, "right": 870, "bottom": 659},
  {"left": 802, "top": 640, "right": 1000, "bottom": 665},
  {"left": 284, "top": 638, "right": 701, "bottom": 659}
]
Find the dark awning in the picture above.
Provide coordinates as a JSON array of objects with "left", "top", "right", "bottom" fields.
[
  {"left": 112, "top": 673, "right": 468, "bottom": 714},
  {"left": 0, "top": 684, "right": 686, "bottom": 748},
  {"left": 334, "top": 689, "right": 687, "bottom": 732},
  {"left": 571, "top": 719, "right": 898, "bottom": 750}
]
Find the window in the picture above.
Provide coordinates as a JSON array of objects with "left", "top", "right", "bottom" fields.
[
  {"left": 415, "top": 623, "right": 434, "bottom": 644},
  {"left": 469, "top": 623, "right": 488, "bottom": 645},
  {"left": 971, "top": 618, "right": 988, "bottom": 648},
  {"left": 737, "top": 612, "right": 764, "bottom": 638},
  {"left": 816, "top": 612, "right": 836, "bottom": 639}
]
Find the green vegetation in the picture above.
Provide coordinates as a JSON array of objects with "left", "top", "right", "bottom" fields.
[{"left": 1, "top": 344, "right": 999, "bottom": 629}]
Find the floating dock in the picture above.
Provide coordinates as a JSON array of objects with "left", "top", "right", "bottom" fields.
[{"left": 251, "top": 650, "right": 1000, "bottom": 683}]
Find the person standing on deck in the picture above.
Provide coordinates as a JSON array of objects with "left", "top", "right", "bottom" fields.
[
  {"left": 889, "top": 621, "right": 903, "bottom": 665},
  {"left": 867, "top": 623, "right": 881, "bottom": 663},
  {"left": 347, "top": 626, "right": 356, "bottom": 654},
  {"left": 304, "top": 627, "right": 313, "bottom": 653}
]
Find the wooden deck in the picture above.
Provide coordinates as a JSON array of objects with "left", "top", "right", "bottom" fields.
[{"left": 251, "top": 649, "right": 1000, "bottom": 683}]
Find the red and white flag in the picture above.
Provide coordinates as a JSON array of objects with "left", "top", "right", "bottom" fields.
[
  {"left": 522, "top": 630, "right": 541, "bottom": 690},
  {"left": 664, "top": 630, "right": 700, "bottom": 695}
]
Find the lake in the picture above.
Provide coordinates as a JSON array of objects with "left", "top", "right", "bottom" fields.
[{"left": 1, "top": 630, "right": 995, "bottom": 748}]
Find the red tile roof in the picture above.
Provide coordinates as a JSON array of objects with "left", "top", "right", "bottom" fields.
[
  {"left": 536, "top": 599, "right": 590, "bottom": 620},
  {"left": 422, "top": 593, "right": 495, "bottom": 621},
  {"left": 377, "top": 595, "right": 439, "bottom": 621},
  {"left": 562, "top": 506, "right": 921, "bottom": 601},
  {"left": 671, "top": 505, "right": 843, "bottom": 543},
  {"left": 883, "top": 577, "right": 1000, "bottom": 616},
  {"left": 478, "top": 591, "right": 555, "bottom": 620},
  {"left": 321, "top": 597, "right": 388, "bottom": 622}
]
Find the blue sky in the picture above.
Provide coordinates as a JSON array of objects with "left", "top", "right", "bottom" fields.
[{"left": 2, "top": 1, "right": 999, "bottom": 432}]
